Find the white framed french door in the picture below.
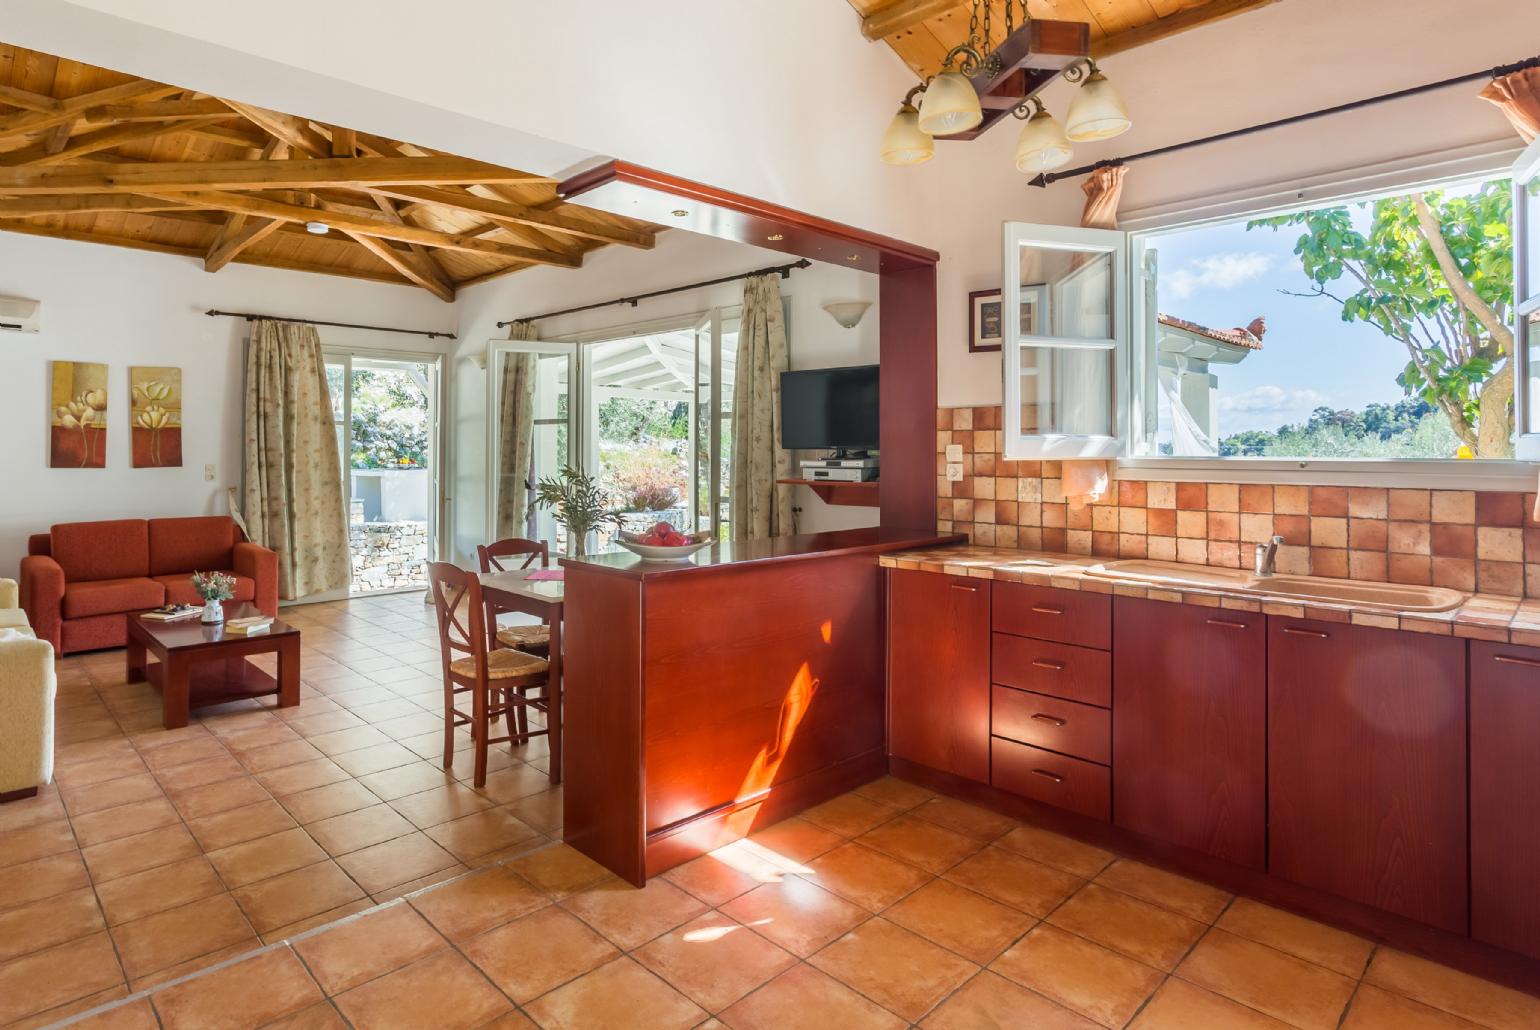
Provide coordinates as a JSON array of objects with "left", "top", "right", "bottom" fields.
[
  {"left": 485, "top": 338, "right": 581, "bottom": 548},
  {"left": 323, "top": 347, "right": 445, "bottom": 595}
]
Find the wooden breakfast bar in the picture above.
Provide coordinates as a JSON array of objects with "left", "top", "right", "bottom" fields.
[{"left": 559, "top": 527, "right": 960, "bottom": 885}]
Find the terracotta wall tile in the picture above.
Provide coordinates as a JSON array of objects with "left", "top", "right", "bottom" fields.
[
  {"left": 1309, "top": 487, "right": 1348, "bottom": 517},
  {"left": 933, "top": 406, "right": 1540, "bottom": 595}
]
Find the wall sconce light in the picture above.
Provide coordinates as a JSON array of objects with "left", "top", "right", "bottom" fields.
[{"left": 823, "top": 301, "right": 872, "bottom": 329}]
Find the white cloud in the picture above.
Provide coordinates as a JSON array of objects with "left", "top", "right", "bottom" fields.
[
  {"left": 1218, "top": 385, "right": 1327, "bottom": 415},
  {"left": 1164, "top": 251, "right": 1274, "bottom": 300}
]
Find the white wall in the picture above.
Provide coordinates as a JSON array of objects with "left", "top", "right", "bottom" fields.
[
  {"left": 0, "top": 231, "right": 452, "bottom": 578},
  {"left": 452, "top": 229, "right": 881, "bottom": 559}
]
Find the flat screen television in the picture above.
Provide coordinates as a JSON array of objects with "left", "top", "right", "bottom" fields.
[{"left": 780, "top": 364, "right": 879, "bottom": 453}]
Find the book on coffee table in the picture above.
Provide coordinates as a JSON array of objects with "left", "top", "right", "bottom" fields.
[{"left": 141, "top": 606, "right": 201, "bottom": 623}]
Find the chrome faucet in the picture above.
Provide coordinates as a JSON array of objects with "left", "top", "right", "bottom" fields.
[{"left": 1254, "top": 535, "right": 1285, "bottom": 577}]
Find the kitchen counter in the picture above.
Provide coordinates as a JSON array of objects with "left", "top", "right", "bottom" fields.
[
  {"left": 560, "top": 526, "right": 964, "bottom": 579},
  {"left": 560, "top": 526, "right": 962, "bottom": 884},
  {"left": 881, "top": 544, "right": 1540, "bottom": 644}
]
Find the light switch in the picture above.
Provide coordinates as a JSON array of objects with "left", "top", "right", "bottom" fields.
[
  {"left": 946, "top": 462, "right": 964, "bottom": 482},
  {"left": 204, "top": 464, "right": 215, "bottom": 482},
  {"left": 945, "top": 444, "right": 963, "bottom": 462}
]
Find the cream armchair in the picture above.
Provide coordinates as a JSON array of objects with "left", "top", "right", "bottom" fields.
[{"left": 0, "top": 578, "right": 54, "bottom": 802}]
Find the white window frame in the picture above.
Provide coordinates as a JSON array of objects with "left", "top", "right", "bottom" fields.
[
  {"left": 1109, "top": 156, "right": 1539, "bottom": 490},
  {"left": 484, "top": 338, "right": 581, "bottom": 543},
  {"left": 1513, "top": 135, "right": 1540, "bottom": 461},
  {"left": 1002, "top": 221, "right": 1129, "bottom": 459}
]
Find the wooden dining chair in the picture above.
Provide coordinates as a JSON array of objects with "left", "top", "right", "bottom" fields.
[
  {"left": 426, "top": 561, "right": 553, "bottom": 787},
  {"left": 476, "top": 538, "right": 552, "bottom": 657}
]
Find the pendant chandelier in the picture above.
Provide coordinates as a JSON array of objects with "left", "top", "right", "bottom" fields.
[{"left": 879, "top": 0, "right": 1132, "bottom": 174}]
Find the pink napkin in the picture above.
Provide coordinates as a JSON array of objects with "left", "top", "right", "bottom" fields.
[{"left": 525, "top": 569, "right": 564, "bottom": 581}]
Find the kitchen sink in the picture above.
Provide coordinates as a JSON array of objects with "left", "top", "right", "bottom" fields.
[
  {"left": 1086, "top": 560, "right": 1464, "bottom": 612},
  {"left": 1253, "top": 576, "right": 1464, "bottom": 612}
]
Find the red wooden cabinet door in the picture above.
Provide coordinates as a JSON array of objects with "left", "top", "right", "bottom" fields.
[
  {"left": 887, "top": 569, "right": 989, "bottom": 783},
  {"left": 1268, "top": 617, "right": 1467, "bottom": 933},
  {"left": 1112, "top": 598, "right": 1266, "bottom": 869},
  {"left": 1470, "top": 640, "right": 1540, "bottom": 960}
]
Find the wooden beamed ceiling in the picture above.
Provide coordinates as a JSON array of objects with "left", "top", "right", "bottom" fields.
[
  {"left": 0, "top": 43, "right": 662, "bottom": 301},
  {"left": 849, "top": 0, "right": 1280, "bottom": 79}
]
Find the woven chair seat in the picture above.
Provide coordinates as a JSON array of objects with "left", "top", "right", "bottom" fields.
[
  {"left": 450, "top": 647, "right": 548, "bottom": 681},
  {"left": 495, "top": 624, "right": 551, "bottom": 651}
]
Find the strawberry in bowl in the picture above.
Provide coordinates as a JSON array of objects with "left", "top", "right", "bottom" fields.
[{"left": 617, "top": 522, "right": 714, "bottom": 562}]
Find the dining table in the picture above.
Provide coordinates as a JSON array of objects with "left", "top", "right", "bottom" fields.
[{"left": 478, "top": 566, "right": 565, "bottom": 782}]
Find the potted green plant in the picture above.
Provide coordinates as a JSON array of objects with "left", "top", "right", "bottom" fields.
[
  {"left": 533, "top": 466, "right": 625, "bottom": 557},
  {"left": 190, "top": 570, "right": 236, "bottom": 624}
]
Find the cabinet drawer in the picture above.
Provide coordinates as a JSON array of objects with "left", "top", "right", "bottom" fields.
[
  {"left": 993, "top": 685, "right": 1110, "bottom": 765},
  {"left": 992, "top": 582, "right": 1110, "bottom": 650},
  {"left": 991, "top": 736, "right": 1110, "bottom": 821},
  {"left": 992, "top": 633, "right": 1110, "bottom": 707}
]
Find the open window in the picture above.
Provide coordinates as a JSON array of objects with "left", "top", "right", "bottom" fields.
[
  {"left": 1002, "top": 222, "right": 1129, "bottom": 459},
  {"left": 1005, "top": 161, "right": 1533, "bottom": 484},
  {"left": 1514, "top": 136, "right": 1540, "bottom": 460}
]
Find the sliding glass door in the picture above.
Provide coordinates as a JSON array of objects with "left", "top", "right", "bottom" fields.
[{"left": 324, "top": 350, "right": 444, "bottom": 594}]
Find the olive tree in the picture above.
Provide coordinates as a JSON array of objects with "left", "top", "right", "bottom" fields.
[{"left": 1249, "top": 181, "right": 1514, "bottom": 457}]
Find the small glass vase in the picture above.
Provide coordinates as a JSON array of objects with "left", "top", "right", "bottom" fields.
[{"left": 201, "top": 598, "right": 225, "bottom": 625}]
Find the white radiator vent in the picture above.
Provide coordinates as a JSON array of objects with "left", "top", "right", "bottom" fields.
[{"left": 0, "top": 297, "right": 40, "bottom": 333}]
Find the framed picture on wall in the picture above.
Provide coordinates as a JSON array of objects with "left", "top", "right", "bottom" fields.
[{"left": 968, "top": 286, "right": 1046, "bottom": 353}]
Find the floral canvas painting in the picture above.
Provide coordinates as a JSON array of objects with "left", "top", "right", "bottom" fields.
[
  {"left": 49, "top": 361, "right": 108, "bottom": 468},
  {"left": 130, "top": 366, "right": 182, "bottom": 467}
]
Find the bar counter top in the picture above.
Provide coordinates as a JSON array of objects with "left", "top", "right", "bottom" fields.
[{"left": 559, "top": 526, "right": 964, "bottom": 579}]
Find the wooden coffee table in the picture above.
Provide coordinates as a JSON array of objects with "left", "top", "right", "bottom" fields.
[{"left": 126, "top": 603, "right": 301, "bottom": 729}]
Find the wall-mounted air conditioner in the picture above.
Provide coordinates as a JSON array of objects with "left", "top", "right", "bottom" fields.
[{"left": 0, "top": 297, "right": 40, "bottom": 334}]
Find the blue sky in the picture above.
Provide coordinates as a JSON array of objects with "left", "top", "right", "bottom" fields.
[{"left": 1149, "top": 209, "right": 1412, "bottom": 436}]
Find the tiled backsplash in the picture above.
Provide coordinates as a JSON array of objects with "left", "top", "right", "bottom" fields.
[{"left": 936, "top": 405, "right": 1540, "bottom": 597}]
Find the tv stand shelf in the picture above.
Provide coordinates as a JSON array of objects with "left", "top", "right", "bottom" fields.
[{"left": 778, "top": 478, "right": 880, "bottom": 507}]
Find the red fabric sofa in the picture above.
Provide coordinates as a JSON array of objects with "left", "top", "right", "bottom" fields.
[{"left": 19, "top": 517, "right": 278, "bottom": 654}]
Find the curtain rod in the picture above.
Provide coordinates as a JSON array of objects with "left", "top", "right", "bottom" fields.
[
  {"left": 496, "top": 258, "right": 812, "bottom": 328},
  {"left": 204, "top": 309, "right": 456, "bottom": 340},
  {"left": 1029, "top": 54, "right": 1540, "bottom": 188}
]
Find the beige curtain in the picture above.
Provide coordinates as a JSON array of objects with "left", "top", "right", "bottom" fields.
[
  {"left": 496, "top": 322, "right": 539, "bottom": 539},
  {"left": 729, "top": 274, "right": 793, "bottom": 540},
  {"left": 1479, "top": 67, "right": 1540, "bottom": 142},
  {"left": 1079, "top": 164, "right": 1127, "bottom": 231},
  {"left": 242, "top": 320, "right": 349, "bottom": 599}
]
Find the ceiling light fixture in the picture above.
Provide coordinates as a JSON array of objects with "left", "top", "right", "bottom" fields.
[
  {"left": 670, "top": 209, "right": 689, "bottom": 218},
  {"left": 1013, "top": 98, "right": 1073, "bottom": 173},
  {"left": 879, "top": 2, "right": 1128, "bottom": 178},
  {"left": 304, "top": 220, "right": 331, "bottom": 235},
  {"left": 1064, "top": 61, "right": 1132, "bottom": 141},
  {"left": 767, "top": 233, "right": 785, "bottom": 241}
]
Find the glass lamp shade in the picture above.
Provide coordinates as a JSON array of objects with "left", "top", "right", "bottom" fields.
[
  {"left": 1065, "top": 71, "right": 1131, "bottom": 142},
  {"left": 1014, "top": 108, "right": 1073, "bottom": 173},
  {"left": 916, "top": 71, "right": 983, "bottom": 136},
  {"left": 880, "top": 104, "right": 934, "bottom": 165}
]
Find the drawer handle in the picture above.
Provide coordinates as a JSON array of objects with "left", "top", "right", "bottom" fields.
[
  {"left": 951, "top": 584, "right": 979, "bottom": 592},
  {"left": 1030, "top": 659, "right": 1066, "bottom": 671},
  {"left": 1205, "top": 618, "right": 1247, "bottom": 629},
  {"left": 1031, "top": 713, "right": 1067, "bottom": 727},
  {"left": 1030, "top": 605, "right": 1064, "bottom": 615},
  {"left": 1031, "top": 768, "right": 1065, "bottom": 783},
  {"left": 1282, "top": 626, "right": 1330, "bottom": 639},
  {"left": 1493, "top": 654, "right": 1540, "bottom": 668}
]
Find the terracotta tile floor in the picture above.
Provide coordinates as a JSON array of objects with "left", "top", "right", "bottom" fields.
[{"left": 3, "top": 594, "right": 1539, "bottom": 1028}]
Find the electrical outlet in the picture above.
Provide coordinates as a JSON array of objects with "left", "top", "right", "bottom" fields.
[
  {"left": 945, "top": 444, "right": 963, "bottom": 462},
  {"left": 204, "top": 464, "right": 215, "bottom": 482},
  {"left": 946, "top": 462, "right": 964, "bottom": 482}
]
